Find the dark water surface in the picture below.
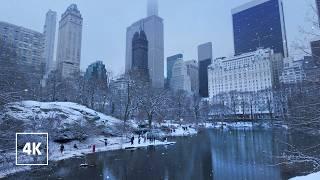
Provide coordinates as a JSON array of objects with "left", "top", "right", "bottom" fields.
[{"left": 7, "top": 128, "right": 304, "bottom": 180}]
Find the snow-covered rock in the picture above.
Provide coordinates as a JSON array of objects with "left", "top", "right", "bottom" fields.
[{"left": 1, "top": 101, "right": 124, "bottom": 141}]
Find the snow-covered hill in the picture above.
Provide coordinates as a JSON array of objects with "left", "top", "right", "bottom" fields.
[
  {"left": 4, "top": 101, "right": 119, "bottom": 124},
  {"left": 1, "top": 101, "right": 124, "bottom": 141}
]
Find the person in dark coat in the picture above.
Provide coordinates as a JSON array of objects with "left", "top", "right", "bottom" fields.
[
  {"left": 60, "top": 144, "right": 64, "bottom": 154},
  {"left": 131, "top": 136, "right": 134, "bottom": 145}
]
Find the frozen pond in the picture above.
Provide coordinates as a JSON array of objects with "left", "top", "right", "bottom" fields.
[{"left": 6, "top": 128, "right": 312, "bottom": 180}]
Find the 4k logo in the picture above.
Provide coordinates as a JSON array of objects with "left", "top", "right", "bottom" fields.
[
  {"left": 23, "top": 142, "right": 42, "bottom": 155},
  {"left": 16, "top": 133, "right": 48, "bottom": 166}
]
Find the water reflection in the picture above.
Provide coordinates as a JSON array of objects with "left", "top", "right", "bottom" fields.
[
  {"left": 209, "top": 129, "right": 287, "bottom": 180},
  {"left": 7, "top": 129, "right": 290, "bottom": 180}
]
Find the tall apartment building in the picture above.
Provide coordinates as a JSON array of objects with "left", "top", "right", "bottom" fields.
[
  {"left": 170, "top": 58, "right": 191, "bottom": 93},
  {"left": 0, "top": 21, "right": 44, "bottom": 73},
  {"left": 198, "top": 42, "right": 212, "bottom": 97},
  {"left": 56, "top": 4, "right": 83, "bottom": 78},
  {"left": 232, "top": 0, "right": 288, "bottom": 57},
  {"left": 167, "top": 54, "right": 183, "bottom": 84},
  {"left": 43, "top": 10, "right": 57, "bottom": 75},
  {"left": 126, "top": 0, "right": 164, "bottom": 88},
  {"left": 185, "top": 60, "right": 199, "bottom": 94},
  {"left": 0, "top": 21, "right": 45, "bottom": 91}
]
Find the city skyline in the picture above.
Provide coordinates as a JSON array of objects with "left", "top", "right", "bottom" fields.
[{"left": 0, "top": 0, "right": 315, "bottom": 76}]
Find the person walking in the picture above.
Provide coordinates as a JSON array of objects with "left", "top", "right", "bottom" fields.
[
  {"left": 104, "top": 139, "right": 108, "bottom": 146},
  {"left": 60, "top": 144, "right": 64, "bottom": 154},
  {"left": 131, "top": 136, "right": 134, "bottom": 145},
  {"left": 92, "top": 144, "right": 96, "bottom": 153}
]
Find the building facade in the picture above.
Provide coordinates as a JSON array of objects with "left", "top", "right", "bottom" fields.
[
  {"left": 316, "top": 0, "right": 320, "bottom": 25},
  {"left": 167, "top": 54, "right": 183, "bottom": 85},
  {"left": 232, "top": 0, "right": 288, "bottom": 57},
  {"left": 0, "top": 21, "right": 45, "bottom": 91},
  {"left": 311, "top": 38, "right": 320, "bottom": 66},
  {"left": 84, "top": 61, "right": 108, "bottom": 81},
  {"left": 56, "top": 4, "right": 83, "bottom": 78},
  {"left": 303, "top": 56, "right": 320, "bottom": 83},
  {"left": 0, "top": 21, "right": 44, "bottom": 73},
  {"left": 280, "top": 57, "right": 305, "bottom": 85},
  {"left": 208, "top": 48, "right": 276, "bottom": 97},
  {"left": 131, "top": 30, "right": 149, "bottom": 81},
  {"left": 208, "top": 48, "right": 278, "bottom": 116},
  {"left": 43, "top": 10, "right": 57, "bottom": 75},
  {"left": 170, "top": 58, "right": 191, "bottom": 93},
  {"left": 185, "top": 60, "right": 199, "bottom": 94},
  {"left": 125, "top": 0, "right": 164, "bottom": 88},
  {"left": 198, "top": 42, "right": 212, "bottom": 97}
]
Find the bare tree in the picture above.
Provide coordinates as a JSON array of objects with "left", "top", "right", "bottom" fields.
[{"left": 137, "top": 86, "right": 169, "bottom": 129}]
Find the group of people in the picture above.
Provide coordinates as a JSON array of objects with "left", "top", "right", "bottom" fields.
[
  {"left": 59, "top": 139, "right": 109, "bottom": 154},
  {"left": 129, "top": 133, "right": 158, "bottom": 145}
]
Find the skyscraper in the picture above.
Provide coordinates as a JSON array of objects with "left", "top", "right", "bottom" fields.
[
  {"left": 185, "top": 60, "right": 199, "bottom": 94},
  {"left": 56, "top": 4, "right": 83, "bottom": 78},
  {"left": 126, "top": 0, "right": 164, "bottom": 88},
  {"left": 147, "top": 0, "right": 159, "bottom": 17},
  {"left": 232, "top": 0, "right": 288, "bottom": 57},
  {"left": 170, "top": 58, "right": 191, "bottom": 93},
  {"left": 316, "top": 0, "right": 320, "bottom": 25},
  {"left": 43, "top": 10, "right": 57, "bottom": 75},
  {"left": 198, "top": 42, "right": 212, "bottom": 97},
  {"left": 167, "top": 54, "right": 183, "bottom": 84},
  {"left": 132, "top": 30, "right": 149, "bottom": 80}
]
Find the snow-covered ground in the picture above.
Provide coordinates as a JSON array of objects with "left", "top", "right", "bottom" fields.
[
  {"left": 169, "top": 126, "right": 197, "bottom": 136},
  {"left": 49, "top": 135, "right": 176, "bottom": 161},
  {"left": 0, "top": 101, "right": 190, "bottom": 178},
  {"left": 290, "top": 171, "right": 320, "bottom": 180}
]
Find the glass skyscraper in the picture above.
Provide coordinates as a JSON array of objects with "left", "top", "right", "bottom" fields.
[
  {"left": 167, "top": 54, "right": 183, "bottom": 83},
  {"left": 198, "top": 42, "right": 212, "bottom": 98},
  {"left": 232, "top": 0, "right": 288, "bottom": 57}
]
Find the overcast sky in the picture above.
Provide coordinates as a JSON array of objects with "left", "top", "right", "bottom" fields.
[{"left": 0, "top": 0, "right": 316, "bottom": 76}]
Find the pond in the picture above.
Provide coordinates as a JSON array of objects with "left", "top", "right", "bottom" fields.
[{"left": 6, "top": 128, "right": 314, "bottom": 180}]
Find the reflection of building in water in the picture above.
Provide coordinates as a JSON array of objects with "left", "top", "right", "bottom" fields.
[{"left": 208, "top": 129, "right": 287, "bottom": 180}]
